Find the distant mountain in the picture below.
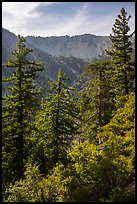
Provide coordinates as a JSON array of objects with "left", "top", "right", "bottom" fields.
[
  {"left": 2, "top": 28, "right": 17, "bottom": 63},
  {"left": 26, "top": 34, "right": 112, "bottom": 62},
  {"left": 2, "top": 28, "right": 135, "bottom": 95},
  {"left": 2, "top": 28, "right": 86, "bottom": 95}
]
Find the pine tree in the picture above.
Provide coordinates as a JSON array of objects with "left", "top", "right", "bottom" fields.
[
  {"left": 2, "top": 35, "right": 44, "bottom": 184},
  {"left": 79, "top": 59, "right": 115, "bottom": 143},
  {"left": 34, "top": 69, "right": 80, "bottom": 173},
  {"left": 105, "top": 7, "right": 135, "bottom": 96}
]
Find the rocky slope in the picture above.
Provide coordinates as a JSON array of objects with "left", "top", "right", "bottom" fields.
[
  {"left": 2, "top": 28, "right": 135, "bottom": 94},
  {"left": 2, "top": 28, "right": 86, "bottom": 95},
  {"left": 2, "top": 28, "right": 112, "bottom": 82},
  {"left": 26, "top": 34, "right": 111, "bottom": 62}
]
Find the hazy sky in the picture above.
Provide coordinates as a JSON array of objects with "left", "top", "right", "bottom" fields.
[{"left": 2, "top": 2, "right": 135, "bottom": 37}]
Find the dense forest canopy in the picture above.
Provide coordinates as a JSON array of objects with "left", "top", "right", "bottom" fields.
[{"left": 2, "top": 7, "right": 135, "bottom": 202}]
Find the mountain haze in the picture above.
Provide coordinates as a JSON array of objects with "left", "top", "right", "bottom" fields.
[
  {"left": 2, "top": 28, "right": 112, "bottom": 87},
  {"left": 26, "top": 34, "right": 112, "bottom": 62},
  {"left": 2, "top": 28, "right": 86, "bottom": 95},
  {"left": 2, "top": 28, "right": 135, "bottom": 94}
]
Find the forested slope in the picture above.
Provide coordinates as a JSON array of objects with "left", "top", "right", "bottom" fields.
[{"left": 2, "top": 7, "right": 135, "bottom": 202}]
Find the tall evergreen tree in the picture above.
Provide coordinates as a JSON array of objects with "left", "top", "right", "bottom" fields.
[
  {"left": 105, "top": 7, "right": 135, "bottom": 96},
  {"left": 33, "top": 69, "right": 80, "bottom": 174},
  {"left": 2, "top": 35, "right": 44, "bottom": 184},
  {"left": 78, "top": 59, "right": 115, "bottom": 143}
]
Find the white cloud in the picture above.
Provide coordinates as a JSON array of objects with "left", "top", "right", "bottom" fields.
[
  {"left": 2, "top": 2, "right": 135, "bottom": 37},
  {"left": 36, "top": 2, "right": 91, "bottom": 36},
  {"left": 2, "top": 2, "right": 57, "bottom": 35}
]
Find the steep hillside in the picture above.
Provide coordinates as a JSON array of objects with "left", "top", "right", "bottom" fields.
[
  {"left": 2, "top": 28, "right": 86, "bottom": 95},
  {"left": 2, "top": 28, "right": 17, "bottom": 63},
  {"left": 26, "top": 34, "right": 112, "bottom": 62},
  {"left": 2, "top": 28, "right": 135, "bottom": 95}
]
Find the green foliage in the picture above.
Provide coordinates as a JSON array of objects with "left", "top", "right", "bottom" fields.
[
  {"left": 2, "top": 35, "right": 44, "bottom": 184},
  {"left": 3, "top": 93, "right": 135, "bottom": 202},
  {"left": 31, "top": 69, "right": 80, "bottom": 174},
  {"left": 78, "top": 59, "right": 115, "bottom": 142},
  {"left": 98, "top": 92, "right": 135, "bottom": 143},
  {"left": 108, "top": 181, "right": 135, "bottom": 202},
  {"left": 39, "top": 163, "right": 70, "bottom": 202},
  {"left": 3, "top": 162, "right": 43, "bottom": 202},
  {"left": 98, "top": 93, "right": 135, "bottom": 201},
  {"left": 39, "top": 93, "right": 135, "bottom": 202},
  {"left": 106, "top": 7, "right": 135, "bottom": 96}
]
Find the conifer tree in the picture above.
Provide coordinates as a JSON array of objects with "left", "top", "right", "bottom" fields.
[
  {"left": 2, "top": 35, "right": 44, "bottom": 184},
  {"left": 105, "top": 7, "right": 135, "bottom": 96},
  {"left": 34, "top": 69, "right": 80, "bottom": 173},
  {"left": 79, "top": 59, "right": 115, "bottom": 143}
]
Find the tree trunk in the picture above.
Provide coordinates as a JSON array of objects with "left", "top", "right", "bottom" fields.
[{"left": 18, "top": 64, "right": 24, "bottom": 179}]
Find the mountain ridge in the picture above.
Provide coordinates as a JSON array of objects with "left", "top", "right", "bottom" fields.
[
  {"left": 26, "top": 33, "right": 111, "bottom": 62},
  {"left": 2, "top": 28, "right": 86, "bottom": 95},
  {"left": 2, "top": 28, "right": 135, "bottom": 94},
  {"left": 3, "top": 28, "right": 112, "bottom": 62}
]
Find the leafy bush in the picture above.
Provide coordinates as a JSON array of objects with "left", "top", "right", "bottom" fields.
[{"left": 3, "top": 162, "right": 43, "bottom": 202}]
